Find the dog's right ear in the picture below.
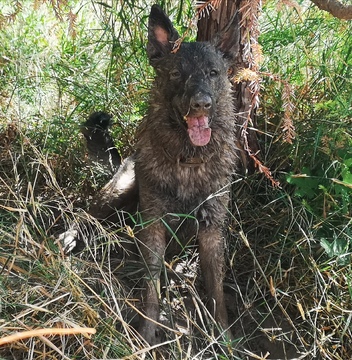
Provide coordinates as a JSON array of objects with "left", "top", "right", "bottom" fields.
[{"left": 147, "top": 4, "right": 180, "bottom": 64}]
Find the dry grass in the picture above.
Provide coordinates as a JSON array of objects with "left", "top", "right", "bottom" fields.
[
  {"left": 0, "top": 129, "right": 237, "bottom": 359},
  {"left": 1, "top": 125, "right": 351, "bottom": 360},
  {"left": 227, "top": 171, "right": 352, "bottom": 359}
]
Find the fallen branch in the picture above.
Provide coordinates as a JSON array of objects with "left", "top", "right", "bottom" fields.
[
  {"left": 0, "top": 327, "right": 96, "bottom": 346},
  {"left": 310, "top": 0, "right": 352, "bottom": 20}
]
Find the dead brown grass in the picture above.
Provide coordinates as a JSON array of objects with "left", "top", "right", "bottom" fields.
[{"left": 1, "top": 128, "right": 351, "bottom": 360}]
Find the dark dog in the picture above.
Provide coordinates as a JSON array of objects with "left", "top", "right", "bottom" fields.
[
  {"left": 61, "top": 4, "right": 239, "bottom": 345},
  {"left": 135, "top": 5, "right": 238, "bottom": 344}
]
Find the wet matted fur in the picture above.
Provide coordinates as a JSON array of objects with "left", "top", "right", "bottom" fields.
[
  {"left": 134, "top": 5, "right": 239, "bottom": 344},
  {"left": 61, "top": 4, "right": 240, "bottom": 345}
]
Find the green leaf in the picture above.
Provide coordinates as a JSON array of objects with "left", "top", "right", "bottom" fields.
[{"left": 286, "top": 170, "right": 322, "bottom": 199}]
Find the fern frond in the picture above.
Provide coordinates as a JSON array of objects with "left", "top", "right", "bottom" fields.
[
  {"left": 277, "top": 0, "right": 303, "bottom": 20},
  {"left": 252, "top": 43, "right": 264, "bottom": 66},
  {"left": 241, "top": 117, "right": 281, "bottom": 187},
  {"left": 49, "top": 0, "right": 65, "bottom": 21},
  {"left": 281, "top": 83, "right": 296, "bottom": 144},
  {"left": 239, "top": 0, "right": 261, "bottom": 70},
  {"left": 233, "top": 68, "right": 260, "bottom": 83},
  {"left": 195, "top": 0, "right": 222, "bottom": 18},
  {"left": 1, "top": 1, "right": 22, "bottom": 25},
  {"left": 260, "top": 72, "right": 296, "bottom": 144},
  {"left": 67, "top": 10, "right": 77, "bottom": 38}
]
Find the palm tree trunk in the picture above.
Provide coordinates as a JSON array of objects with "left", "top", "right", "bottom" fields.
[{"left": 197, "top": 0, "right": 260, "bottom": 173}]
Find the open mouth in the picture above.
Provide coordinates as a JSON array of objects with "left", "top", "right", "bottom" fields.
[{"left": 184, "top": 115, "right": 212, "bottom": 147}]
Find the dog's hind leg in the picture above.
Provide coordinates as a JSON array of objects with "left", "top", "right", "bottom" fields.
[
  {"left": 88, "top": 156, "right": 138, "bottom": 221},
  {"left": 58, "top": 156, "right": 138, "bottom": 253}
]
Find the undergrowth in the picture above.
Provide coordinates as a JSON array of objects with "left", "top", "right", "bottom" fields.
[{"left": 0, "top": 1, "right": 351, "bottom": 359}]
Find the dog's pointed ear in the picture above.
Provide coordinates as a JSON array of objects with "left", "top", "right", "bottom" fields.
[
  {"left": 213, "top": 11, "right": 240, "bottom": 62},
  {"left": 147, "top": 5, "right": 180, "bottom": 64}
]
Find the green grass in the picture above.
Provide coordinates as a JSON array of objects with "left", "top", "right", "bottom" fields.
[{"left": 0, "top": 1, "right": 352, "bottom": 359}]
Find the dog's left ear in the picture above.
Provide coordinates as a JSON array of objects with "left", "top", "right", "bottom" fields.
[
  {"left": 213, "top": 11, "right": 240, "bottom": 62},
  {"left": 147, "top": 4, "right": 180, "bottom": 64}
]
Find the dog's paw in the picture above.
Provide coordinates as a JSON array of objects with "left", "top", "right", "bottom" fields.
[{"left": 57, "top": 229, "right": 79, "bottom": 254}]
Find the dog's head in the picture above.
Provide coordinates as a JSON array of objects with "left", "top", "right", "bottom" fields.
[{"left": 147, "top": 4, "right": 238, "bottom": 147}]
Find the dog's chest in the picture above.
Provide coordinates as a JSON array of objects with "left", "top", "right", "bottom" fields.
[
  {"left": 139, "top": 154, "right": 228, "bottom": 210},
  {"left": 135, "top": 121, "right": 235, "bottom": 218},
  {"left": 171, "top": 165, "right": 220, "bottom": 199},
  {"left": 150, "top": 163, "right": 229, "bottom": 230}
]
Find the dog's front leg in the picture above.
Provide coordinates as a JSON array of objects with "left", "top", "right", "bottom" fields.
[
  {"left": 198, "top": 226, "right": 231, "bottom": 338},
  {"left": 138, "top": 221, "right": 166, "bottom": 345}
]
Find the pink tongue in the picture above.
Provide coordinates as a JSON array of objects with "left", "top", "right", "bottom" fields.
[{"left": 186, "top": 116, "right": 211, "bottom": 146}]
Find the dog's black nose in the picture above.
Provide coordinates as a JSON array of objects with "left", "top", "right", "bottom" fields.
[{"left": 190, "top": 93, "right": 212, "bottom": 112}]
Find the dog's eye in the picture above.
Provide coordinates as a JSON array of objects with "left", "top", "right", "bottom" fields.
[
  {"left": 210, "top": 69, "right": 218, "bottom": 77},
  {"left": 170, "top": 69, "right": 181, "bottom": 80}
]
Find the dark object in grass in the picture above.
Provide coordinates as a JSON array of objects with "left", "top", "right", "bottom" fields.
[{"left": 81, "top": 111, "right": 121, "bottom": 174}]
